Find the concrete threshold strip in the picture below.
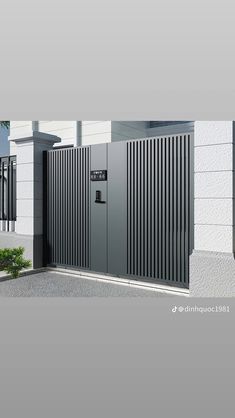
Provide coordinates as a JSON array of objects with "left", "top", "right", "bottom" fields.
[
  {"left": 48, "top": 267, "right": 189, "bottom": 296},
  {"left": 0, "top": 267, "right": 189, "bottom": 296}
]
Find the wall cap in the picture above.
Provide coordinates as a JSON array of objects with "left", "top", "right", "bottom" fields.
[{"left": 8, "top": 130, "right": 61, "bottom": 144}]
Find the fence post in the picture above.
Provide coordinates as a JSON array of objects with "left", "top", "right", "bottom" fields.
[{"left": 190, "top": 121, "right": 235, "bottom": 296}]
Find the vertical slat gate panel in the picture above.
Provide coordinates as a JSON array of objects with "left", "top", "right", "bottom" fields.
[
  {"left": 81, "top": 147, "right": 84, "bottom": 267},
  {"left": 81, "top": 149, "right": 83, "bottom": 267},
  {"left": 177, "top": 136, "right": 181, "bottom": 281},
  {"left": 127, "top": 143, "right": 130, "bottom": 274},
  {"left": 170, "top": 137, "right": 174, "bottom": 282},
  {"left": 173, "top": 137, "right": 178, "bottom": 282},
  {"left": 137, "top": 141, "right": 141, "bottom": 276},
  {"left": 77, "top": 148, "right": 81, "bottom": 266},
  {"left": 85, "top": 148, "right": 89, "bottom": 267},
  {"left": 144, "top": 140, "right": 147, "bottom": 277},
  {"left": 155, "top": 139, "right": 159, "bottom": 279},
  {"left": 51, "top": 152, "right": 54, "bottom": 263},
  {"left": 56, "top": 151, "right": 59, "bottom": 264},
  {"left": 58, "top": 151, "right": 61, "bottom": 264},
  {"left": 165, "top": 138, "right": 169, "bottom": 281},
  {"left": 131, "top": 142, "right": 134, "bottom": 274},
  {"left": 147, "top": 140, "right": 151, "bottom": 277},
  {"left": 62, "top": 150, "right": 65, "bottom": 265},
  {"left": 127, "top": 134, "right": 193, "bottom": 288},
  {"left": 185, "top": 135, "right": 189, "bottom": 282},
  {"left": 162, "top": 138, "right": 166, "bottom": 280},
  {"left": 74, "top": 149, "right": 78, "bottom": 266},
  {"left": 140, "top": 141, "right": 144, "bottom": 277},
  {"left": 181, "top": 136, "right": 185, "bottom": 283},
  {"left": 68, "top": 149, "right": 72, "bottom": 266},
  {"left": 158, "top": 138, "right": 162, "bottom": 279},
  {"left": 151, "top": 140, "right": 155, "bottom": 278},
  {"left": 46, "top": 147, "right": 90, "bottom": 268},
  {"left": 64, "top": 150, "right": 67, "bottom": 265},
  {"left": 133, "top": 142, "right": 137, "bottom": 275}
]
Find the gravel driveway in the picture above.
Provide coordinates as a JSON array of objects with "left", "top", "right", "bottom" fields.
[{"left": 0, "top": 271, "right": 173, "bottom": 297}]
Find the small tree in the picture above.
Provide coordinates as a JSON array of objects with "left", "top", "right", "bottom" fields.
[{"left": 0, "top": 247, "right": 31, "bottom": 278}]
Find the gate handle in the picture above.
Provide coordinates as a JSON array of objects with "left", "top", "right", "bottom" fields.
[{"left": 95, "top": 190, "right": 106, "bottom": 203}]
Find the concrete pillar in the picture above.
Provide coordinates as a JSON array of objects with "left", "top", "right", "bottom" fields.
[
  {"left": 9, "top": 121, "right": 36, "bottom": 155},
  {"left": 190, "top": 121, "right": 235, "bottom": 296},
  {"left": 7, "top": 130, "right": 61, "bottom": 268},
  {"left": 38, "top": 121, "right": 77, "bottom": 148}
]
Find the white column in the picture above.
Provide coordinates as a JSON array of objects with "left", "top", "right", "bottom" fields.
[
  {"left": 38, "top": 121, "right": 77, "bottom": 147},
  {"left": 9, "top": 131, "right": 61, "bottom": 237},
  {"left": 194, "top": 121, "right": 234, "bottom": 253},
  {"left": 190, "top": 121, "right": 235, "bottom": 296},
  {"left": 9, "top": 121, "right": 36, "bottom": 155}
]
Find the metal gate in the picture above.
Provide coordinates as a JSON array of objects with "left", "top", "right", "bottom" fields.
[
  {"left": 45, "top": 134, "right": 194, "bottom": 288},
  {"left": 46, "top": 147, "right": 90, "bottom": 268}
]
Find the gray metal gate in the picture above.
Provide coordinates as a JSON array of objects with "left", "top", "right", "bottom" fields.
[
  {"left": 46, "top": 147, "right": 90, "bottom": 268},
  {"left": 45, "top": 134, "right": 193, "bottom": 288}
]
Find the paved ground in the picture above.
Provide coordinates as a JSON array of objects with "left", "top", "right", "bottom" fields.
[{"left": 0, "top": 271, "right": 172, "bottom": 297}]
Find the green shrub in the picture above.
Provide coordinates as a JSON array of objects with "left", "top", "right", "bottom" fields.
[{"left": 0, "top": 247, "right": 31, "bottom": 279}]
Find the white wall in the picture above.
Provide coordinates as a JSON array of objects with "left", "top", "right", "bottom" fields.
[
  {"left": 82, "top": 121, "right": 112, "bottom": 145},
  {"left": 9, "top": 121, "right": 33, "bottom": 155},
  {"left": 11, "top": 121, "right": 111, "bottom": 148},
  {"left": 39, "top": 121, "right": 78, "bottom": 147},
  {"left": 194, "top": 121, "right": 234, "bottom": 253},
  {"left": 10, "top": 121, "right": 78, "bottom": 151},
  {"left": 10, "top": 120, "right": 178, "bottom": 149},
  {"left": 81, "top": 121, "right": 148, "bottom": 145}
]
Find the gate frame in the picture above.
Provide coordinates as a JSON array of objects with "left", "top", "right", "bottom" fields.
[{"left": 43, "top": 132, "right": 194, "bottom": 290}]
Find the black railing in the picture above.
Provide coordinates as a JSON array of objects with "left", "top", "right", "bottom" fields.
[{"left": 0, "top": 156, "right": 16, "bottom": 221}]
